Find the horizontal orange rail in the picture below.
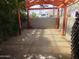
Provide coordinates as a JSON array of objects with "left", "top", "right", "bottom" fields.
[{"left": 28, "top": 7, "right": 58, "bottom": 10}]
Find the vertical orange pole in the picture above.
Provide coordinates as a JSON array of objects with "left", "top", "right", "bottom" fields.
[
  {"left": 56, "top": 8, "right": 60, "bottom": 29},
  {"left": 27, "top": 10, "right": 30, "bottom": 28},
  {"left": 58, "top": 8, "right": 60, "bottom": 28},
  {"left": 18, "top": 8, "right": 22, "bottom": 34},
  {"left": 25, "top": 0, "right": 30, "bottom": 28},
  {"left": 62, "top": 6, "right": 67, "bottom": 35}
]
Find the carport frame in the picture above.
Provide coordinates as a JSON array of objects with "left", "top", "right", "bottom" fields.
[
  {"left": 18, "top": 3, "right": 68, "bottom": 35},
  {"left": 26, "top": 6, "right": 68, "bottom": 35},
  {"left": 16, "top": 0, "right": 76, "bottom": 35}
]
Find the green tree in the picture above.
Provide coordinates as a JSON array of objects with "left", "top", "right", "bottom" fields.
[
  {"left": 31, "top": 12, "right": 37, "bottom": 18},
  {"left": 0, "top": 0, "right": 25, "bottom": 40}
]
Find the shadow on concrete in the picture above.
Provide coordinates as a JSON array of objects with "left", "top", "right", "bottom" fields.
[{"left": 0, "top": 29, "right": 71, "bottom": 59}]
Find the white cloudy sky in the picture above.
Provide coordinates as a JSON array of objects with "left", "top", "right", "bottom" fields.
[{"left": 30, "top": 5, "right": 54, "bottom": 15}]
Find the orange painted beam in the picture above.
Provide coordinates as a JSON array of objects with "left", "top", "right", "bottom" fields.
[
  {"left": 29, "top": 7, "right": 58, "bottom": 10},
  {"left": 65, "top": 0, "right": 69, "bottom": 3},
  {"left": 27, "top": 0, "right": 62, "bottom": 8},
  {"left": 58, "top": 4, "right": 64, "bottom": 8},
  {"left": 26, "top": 0, "right": 77, "bottom": 8}
]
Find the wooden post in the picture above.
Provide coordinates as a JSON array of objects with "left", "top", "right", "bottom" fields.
[
  {"left": 56, "top": 8, "right": 60, "bottom": 29},
  {"left": 18, "top": 8, "right": 22, "bottom": 35},
  {"left": 62, "top": 6, "right": 67, "bottom": 35}
]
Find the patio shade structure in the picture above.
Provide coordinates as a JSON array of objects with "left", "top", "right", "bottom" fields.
[
  {"left": 26, "top": 0, "right": 75, "bottom": 8},
  {"left": 18, "top": 0, "right": 77, "bottom": 35}
]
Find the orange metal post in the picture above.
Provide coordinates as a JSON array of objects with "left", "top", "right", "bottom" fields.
[
  {"left": 27, "top": 10, "right": 30, "bottom": 28},
  {"left": 62, "top": 6, "right": 67, "bottom": 35},
  {"left": 25, "top": 0, "right": 30, "bottom": 28},
  {"left": 18, "top": 8, "right": 22, "bottom": 34},
  {"left": 56, "top": 8, "right": 60, "bottom": 29}
]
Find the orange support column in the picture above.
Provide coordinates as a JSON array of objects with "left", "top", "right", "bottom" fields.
[
  {"left": 56, "top": 8, "right": 60, "bottom": 29},
  {"left": 27, "top": 10, "right": 30, "bottom": 28},
  {"left": 18, "top": 8, "right": 22, "bottom": 35},
  {"left": 25, "top": 0, "right": 30, "bottom": 28},
  {"left": 62, "top": 6, "right": 68, "bottom": 35}
]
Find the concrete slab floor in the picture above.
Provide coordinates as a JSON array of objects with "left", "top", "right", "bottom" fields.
[{"left": 0, "top": 29, "right": 71, "bottom": 59}]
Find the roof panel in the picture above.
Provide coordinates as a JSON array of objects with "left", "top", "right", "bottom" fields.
[{"left": 26, "top": 0, "right": 77, "bottom": 8}]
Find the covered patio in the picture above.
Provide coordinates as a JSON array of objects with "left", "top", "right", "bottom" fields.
[
  {"left": 0, "top": 0, "right": 79, "bottom": 59},
  {"left": 17, "top": 0, "right": 77, "bottom": 35}
]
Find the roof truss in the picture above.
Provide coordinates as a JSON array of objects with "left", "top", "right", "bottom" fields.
[{"left": 26, "top": 0, "right": 77, "bottom": 8}]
